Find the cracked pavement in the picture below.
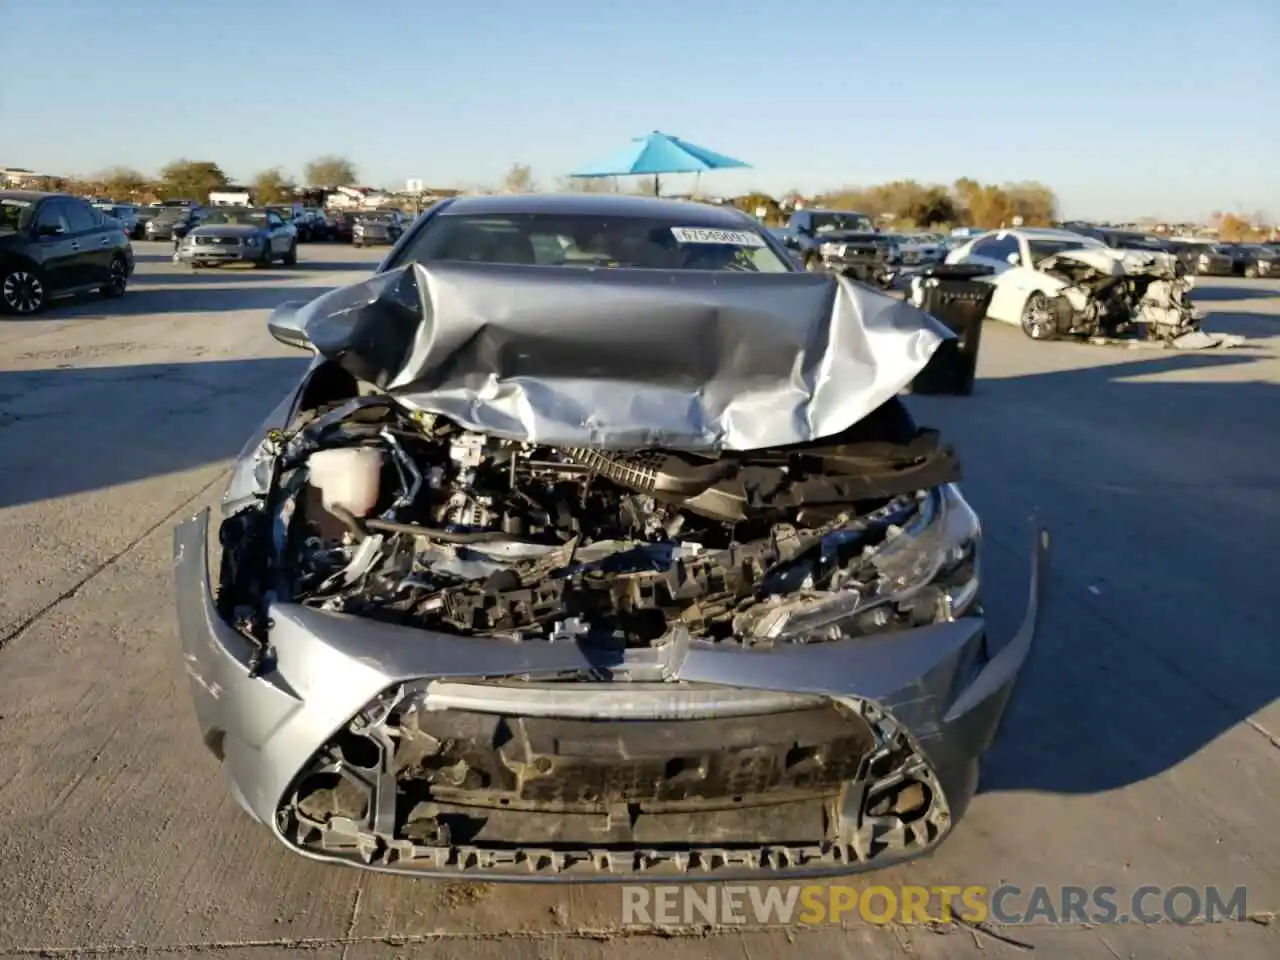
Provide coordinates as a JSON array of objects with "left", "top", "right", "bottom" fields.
[{"left": 0, "top": 243, "right": 1276, "bottom": 959}]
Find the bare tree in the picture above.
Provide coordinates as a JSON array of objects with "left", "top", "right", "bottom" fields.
[
  {"left": 98, "top": 166, "right": 150, "bottom": 200},
  {"left": 158, "top": 159, "right": 230, "bottom": 203},
  {"left": 500, "top": 163, "right": 538, "bottom": 193},
  {"left": 556, "top": 176, "right": 617, "bottom": 193},
  {"left": 304, "top": 155, "right": 358, "bottom": 188},
  {"left": 252, "top": 167, "right": 298, "bottom": 205}
]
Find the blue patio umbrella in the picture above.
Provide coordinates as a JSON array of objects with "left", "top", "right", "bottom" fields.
[{"left": 570, "top": 131, "right": 751, "bottom": 196}]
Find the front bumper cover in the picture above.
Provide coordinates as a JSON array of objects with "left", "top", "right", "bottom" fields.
[{"left": 174, "top": 509, "right": 1046, "bottom": 881}]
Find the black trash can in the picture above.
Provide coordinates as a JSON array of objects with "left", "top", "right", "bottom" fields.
[{"left": 908, "top": 264, "right": 995, "bottom": 396}]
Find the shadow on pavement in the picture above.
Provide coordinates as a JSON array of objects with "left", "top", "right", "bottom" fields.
[
  {"left": 911, "top": 349, "right": 1279, "bottom": 797},
  {"left": 129, "top": 271, "right": 291, "bottom": 287},
  {"left": 0, "top": 357, "right": 309, "bottom": 510},
  {"left": 52, "top": 284, "right": 338, "bottom": 317},
  {"left": 1191, "top": 283, "right": 1280, "bottom": 303}
]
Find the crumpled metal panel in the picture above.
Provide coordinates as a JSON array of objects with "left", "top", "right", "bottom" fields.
[{"left": 280, "top": 261, "right": 949, "bottom": 451}]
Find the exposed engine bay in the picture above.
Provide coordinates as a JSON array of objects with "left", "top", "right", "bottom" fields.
[
  {"left": 1035, "top": 250, "right": 1200, "bottom": 342},
  {"left": 217, "top": 394, "right": 968, "bottom": 656},
  {"left": 214, "top": 392, "right": 974, "bottom": 875}
]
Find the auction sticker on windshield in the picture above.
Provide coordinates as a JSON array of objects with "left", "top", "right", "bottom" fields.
[
  {"left": 1, "top": 199, "right": 31, "bottom": 207},
  {"left": 671, "top": 227, "right": 766, "bottom": 247}
]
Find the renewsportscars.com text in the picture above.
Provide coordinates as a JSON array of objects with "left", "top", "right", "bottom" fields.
[{"left": 622, "top": 883, "right": 1248, "bottom": 926}]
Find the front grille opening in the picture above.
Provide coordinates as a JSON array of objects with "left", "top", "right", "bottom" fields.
[{"left": 276, "top": 692, "right": 954, "bottom": 876}]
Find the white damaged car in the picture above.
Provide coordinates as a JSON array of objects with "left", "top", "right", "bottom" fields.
[{"left": 925, "top": 228, "right": 1211, "bottom": 345}]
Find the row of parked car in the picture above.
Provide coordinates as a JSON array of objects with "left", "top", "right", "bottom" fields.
[
  {"left": 771, "top": 211, "right": 1280, "bottom": 283},
  {"left": 87, "top": 200, "right": 414, "bottom": 247},
  {"left": 1058, "top": 224, "right": 1280, "bottom": 279}
]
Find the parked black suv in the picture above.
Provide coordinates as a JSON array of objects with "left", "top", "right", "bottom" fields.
[
  {"left": 1233, "top": 244, "right": 1280, "bottom": 279},
  {"left": 145, "top": 206, "right": 204, "bottom": 241},
  {"left": 777, "top": 209, "right": 899, "bottom": 285},
  {"left": 0, "top": 191, "right": 136, "bottom": 314}
]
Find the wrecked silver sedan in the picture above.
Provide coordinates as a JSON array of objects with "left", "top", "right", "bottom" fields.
[{"left": 174, "top": 195, "right": 1043, "bottom": 880}]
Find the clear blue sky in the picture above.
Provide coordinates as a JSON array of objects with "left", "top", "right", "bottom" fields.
[{"left": 4, "top": 0, "right": 1276, "bottom": 220}]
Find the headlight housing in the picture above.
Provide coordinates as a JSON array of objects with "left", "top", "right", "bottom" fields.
[
  {"left": 244, "top": 236, "right": 261, "bottom": 247},
  {"left": 820, "top": 241, "right": 841, "bottom": 257},
  {"left": 749, "top": 484, "right": 981, "bottom": 642}
]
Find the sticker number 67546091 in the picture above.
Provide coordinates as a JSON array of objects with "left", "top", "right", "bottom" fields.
[{"left": 670, "top": 227, "right": 766, "bottom": 247}]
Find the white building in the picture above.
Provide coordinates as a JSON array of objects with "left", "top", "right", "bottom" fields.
[
  {"left": 209, "top": 188, "right": 252, "bottom": 206},
  {"left": 1, "top": 167, "right": 42, "bottom": 187}
]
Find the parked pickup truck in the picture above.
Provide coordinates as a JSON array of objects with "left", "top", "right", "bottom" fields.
[{"left": 778, "top": 209, "right": 899, "bottom": 286}]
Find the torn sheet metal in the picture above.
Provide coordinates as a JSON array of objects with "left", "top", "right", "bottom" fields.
[{"left": 277, "top": 261, "right": 950, "bottom": 451}]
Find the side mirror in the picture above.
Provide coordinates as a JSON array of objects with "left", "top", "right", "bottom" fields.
[
  {"left": 267, "top": 302, "right": 314, "bottom": 351},
  {"left": 1006, "top": 252, "right": 1021, "bottom": 265}
]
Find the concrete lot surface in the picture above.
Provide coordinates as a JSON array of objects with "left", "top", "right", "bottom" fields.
[{"left": 0, "top": 242, "right": 1276, "bottom": 958}]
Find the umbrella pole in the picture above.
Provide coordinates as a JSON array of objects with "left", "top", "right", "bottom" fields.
[{"left": 654, "top": 174, "right": 660, "bottom": 197}]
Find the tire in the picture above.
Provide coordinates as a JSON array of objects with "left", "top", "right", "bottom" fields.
[
  {"left": 255, "top": 244, "right": 274, "bottom": 269},
  {"left": 283, "top": 241, "right": 298, "bottom": 266},
  {"left": 0, "top": 265, "right": 48, "bottom": 315},
  {"left": 1244, "top": 264, "right": 1258, "bottom": 279},
  {"left": 100, "top": 255, "right": 128, "bottom": 299},
  {"left": 1020, "top": 292, "right": 1059, "bottom": 341}
]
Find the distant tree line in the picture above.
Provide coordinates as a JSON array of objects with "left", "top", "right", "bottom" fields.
[
  {"left": 24, "top": 159, "right": 1272, "bottom": 237},
  {"left": 484, "top": 165, "right": 1061, "bottom": 230},
  {"left": 29, "top": 155, "right": 363, "bottom": 206}
]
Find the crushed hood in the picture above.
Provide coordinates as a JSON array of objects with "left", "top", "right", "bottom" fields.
[
  {"left": 1040, "top": 248, "right": 1123, "bottom": 277},
  {"left": 275, "top": 261, "right": 949, "bottom": 452}
]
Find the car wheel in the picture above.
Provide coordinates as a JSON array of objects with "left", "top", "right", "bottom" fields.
[
  {"left": 0, "top": 266, "right": 48, "bottom": 315},
  {"left": 100, "top": 255, "right": 128, "bottom": 298},
  {"left": 1020, "top": 292, "right": 1058, "bottom": 341},
  {"left": 255, "top": 245, "right": 274, "bottom": 269},
  {"left": 1244, "top": 264, "right": 1258, "bottom": 279},
  {"left": 284, "top": 241, "right": 298, "bottom": 266}
]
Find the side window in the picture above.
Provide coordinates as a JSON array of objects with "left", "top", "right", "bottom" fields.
[
  {"left": 63, "top": 199, "right": 97, "bottom": 233},
  {"left": 969, "top": 236, "right": 997, "bottom": 259},
  {"left": 978, "top": 234, "right": 1018, "bottom": 262},
  {"left": 34, "top": 200, "right": 71, "bottom": 235}
]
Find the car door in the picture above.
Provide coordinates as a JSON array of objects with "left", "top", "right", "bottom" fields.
[
  {"left": 957, "top": 234, "right": 1021, "bottom": 322},
  {"left": 29, "top": 199, "right": 82, "bottom": 293},
  {"left": 266, "top": 212, "right": 288, "bottom": 252},
  {"left": 984, "top": 235, "right": 1044, "bottom": 323},
  {"left": 64, "top": 198, "right": 112, "bottom": 285}
]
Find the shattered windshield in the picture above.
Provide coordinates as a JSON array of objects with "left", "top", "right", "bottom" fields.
[
  {"left": 399, "top": 212, "right": 791, "bottom": 272},
  {"left": 810, "top": 212, "right": 875, "bottom": 234},
  {"left": 1027, "top": 239, "right": 1094, "bottom": 265},
  {"left": 202, "top": 208, "right": 268, "bottom": 226},
  {"left": 0, "top": 197, "right": 34, "bottom": 232}
]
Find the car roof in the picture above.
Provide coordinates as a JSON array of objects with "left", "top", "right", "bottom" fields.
[
  {"left": 1008, "top": 227, "right": 1093, "bottom": 240},
  {"left": 0, "top": 190, "right": 68, "bottom": 203},
  {"left": 440, "top": 192, "right": 756, "bottom": 227}
]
